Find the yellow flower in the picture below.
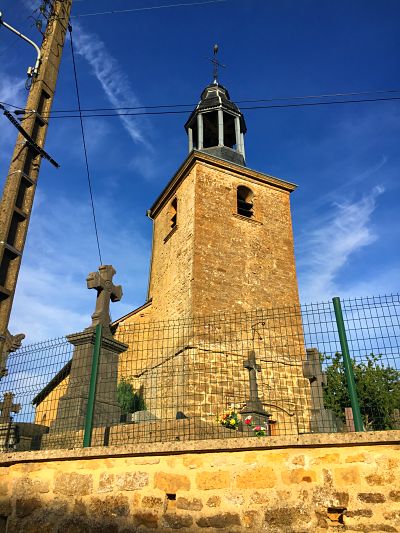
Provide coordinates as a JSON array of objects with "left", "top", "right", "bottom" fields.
[{"left": 230, "top": 419, "right": 236, "bottom": 426}]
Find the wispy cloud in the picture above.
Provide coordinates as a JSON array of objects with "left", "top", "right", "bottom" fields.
[
  {"left": 298, "top": 185, "right": 385, "bottom": 302},
  {"left": 73, "top": 24, "right": 152, "bottom": 148},
  {"left": 9, "top": 192, "right": 151, "bottom": 342},
  {"left": 0, "top": 74, "right": 25, "bottom": 147}
]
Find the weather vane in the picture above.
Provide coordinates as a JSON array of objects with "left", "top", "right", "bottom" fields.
[{"left": 210, "top": 44, "right": 226, "bottom": 84}]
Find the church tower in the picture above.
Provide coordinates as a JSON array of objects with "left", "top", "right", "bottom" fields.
[{"left": 143, "top": 80, "right": 301, "bottom": 321}]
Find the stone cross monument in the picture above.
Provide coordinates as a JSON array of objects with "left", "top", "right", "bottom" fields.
[
  {"left": 240, "top": 350, "right": 270, "bottom": 431},
  {"left": 49, "top": 265, "right": 128, "bottom": 439},
  {"left": 87, "top": 265, "right": 123, "bottom": 331},
  {"left": 302, "top": 348, "right": 338, "bottom": 433},
  {"left": 0, "top": 392, "right": 21, "bottom": 423}
]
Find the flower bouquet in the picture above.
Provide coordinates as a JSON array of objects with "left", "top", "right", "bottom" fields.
[
  {"left": 244, "top": 415, "right": 268, "bottom": 437},
  {"left": 216, "top": 407, "right": 242, "bottom": 430}
]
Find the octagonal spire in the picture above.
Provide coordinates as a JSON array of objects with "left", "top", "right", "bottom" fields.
[{"left": 184, "top": 81, "right": 247, "bottom": 166}]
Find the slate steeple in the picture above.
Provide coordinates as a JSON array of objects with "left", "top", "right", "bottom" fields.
[{"left": 184, "top": 48, "right": 247, "bottom": 166}]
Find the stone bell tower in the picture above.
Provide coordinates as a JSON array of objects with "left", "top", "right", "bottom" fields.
[{"left": 144, "top": 77, "right": 301, "bottom": 321}]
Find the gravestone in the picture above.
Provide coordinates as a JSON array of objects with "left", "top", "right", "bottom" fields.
[
  {"left": 0, "top": 392, "right": 20, "bottom": 423},
  {"left": 50, "top": 265, "right": 127, "bottom": 432},
  {"left": 303, "top": 348, "right": 338, "bottom": 433},
  {"left": 0, "top": 330, "right": 25, "bottom": 379},
  {"left": 240, "top": 350, "right": 270, "bottom": 433}
]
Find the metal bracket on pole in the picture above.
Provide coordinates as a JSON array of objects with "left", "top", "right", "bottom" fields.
[
  {"left": 83, "top": 324, "right": 102, "bottom": 447},
  {"left": 0, "top": 12, "right": 42, "bottom": 79},
  {"left": 332, "top": 297, "right": 364, "bottom": 432}
]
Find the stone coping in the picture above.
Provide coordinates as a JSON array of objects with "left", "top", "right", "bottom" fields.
[{"left": 1, "top": 430, "right": 399, "bottom": 466}]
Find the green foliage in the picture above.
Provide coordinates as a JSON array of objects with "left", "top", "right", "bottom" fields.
[
  {"left": 323, "top": 353, "right": 400, "bottom": 431},
  {"left": 117, "top": 379, "right": 146, "bottom": 414}
]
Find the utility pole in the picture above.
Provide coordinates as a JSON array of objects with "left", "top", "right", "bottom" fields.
[{"left": 0, "top": 0, "right": 73, "bottom": 357}]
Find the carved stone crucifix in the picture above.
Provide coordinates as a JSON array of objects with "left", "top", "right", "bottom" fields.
[
  {"left": 0, "top": 392, "right": 21, "bottom": 423},
  {"left": 241, "top": 350, "right": 270, "bottom": 430},
  {"left": 87, "top": 265, "right": 123, "bottom": 330}
]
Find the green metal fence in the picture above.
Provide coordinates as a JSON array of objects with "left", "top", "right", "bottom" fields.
[{"left": 0, "top": 294, "right": 399, "bottom": 452}]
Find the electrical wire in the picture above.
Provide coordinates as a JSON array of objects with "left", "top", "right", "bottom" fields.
[
  {"left": 68, "top": 24, "right": 103, "bottom": 265},
  {"left": 2, "top": 88, "right": 400, "bottom": 116},
  {"left": 27, "top": 95, "right": 400, "bottom": 119},
  {"left": 70, "top": 0, "right": 227, "bottom": 18}
]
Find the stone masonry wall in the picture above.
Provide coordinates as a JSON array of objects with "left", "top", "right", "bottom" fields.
[
  {"left": 192, "top": 161, "right": 300, "bottom": 315},
  {"left": 0, "top": 432, "right": 399, "bottom": 532},
  {"left": 147, "top": 165, "right": 196, "bottom": 321}
]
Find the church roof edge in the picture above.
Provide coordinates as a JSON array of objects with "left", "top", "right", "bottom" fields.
[{"left": 148, "top": 150, "right": 298, "bottom": 219}]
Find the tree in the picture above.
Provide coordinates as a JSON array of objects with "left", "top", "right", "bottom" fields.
[
  {"left": 117, "top": 379, "right": 146, "bottom": 416},
  {"left": 323, "top": 353, "right": 400, "bottom": 431}
]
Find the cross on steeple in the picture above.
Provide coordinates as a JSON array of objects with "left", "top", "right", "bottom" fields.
[
  {"left": 210, "top": 44, "right": 226, "bottom": 84},
  {"left": 86, "top": 265, "right": 123, "bottom": 330},
  {"left": 0, "top": 392, "right": 21, "bottom": 423}
]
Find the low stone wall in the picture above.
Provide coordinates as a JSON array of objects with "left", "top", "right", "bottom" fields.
[{"left": 0, "top": 431, "right": 399, "bottom": 532}]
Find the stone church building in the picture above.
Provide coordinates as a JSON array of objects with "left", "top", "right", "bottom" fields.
[{"left": 33, "top": 79, "right": 310, "bottom": 442}]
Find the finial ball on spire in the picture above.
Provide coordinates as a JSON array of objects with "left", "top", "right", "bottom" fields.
[{"left": 213, "top": 43, "right": 218, "bottom": 55}]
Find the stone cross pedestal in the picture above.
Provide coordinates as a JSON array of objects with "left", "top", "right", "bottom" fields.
[
  {"left": 240, "top": 350, "right": 270, "bottom": 430},
  {"left": 0, "top": 330, "right": 25, "bottom": 379},
  {"left": 303, "top": 348, "right": 338, "bottom": 433},
  {"left": 0, "top": 392, "right": 21, "bottom": 423},
  {"left": 50, "top": 265, "right": 127, "bottom": 433}
]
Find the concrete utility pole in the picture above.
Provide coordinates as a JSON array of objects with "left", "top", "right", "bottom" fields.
[{"left": 0, "top": 0, "right": 73, "bottom": 356}]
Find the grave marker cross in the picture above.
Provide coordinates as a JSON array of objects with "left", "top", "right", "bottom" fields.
[
  {"left": 0, "top": 392, "right": 21, "bottom": 423},
  {"left": 244, "top": 350, "right": 262, "bottom": 409},
  {"left": 302, "top": 348, "right": 326, "bottom": 411},
  {"left": 87, "top": 265, "right": 123, "bottom": 329}
]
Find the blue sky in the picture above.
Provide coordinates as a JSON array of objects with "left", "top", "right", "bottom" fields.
[{"left": 0, "top": 0, "right": 399, "bottom": 342}]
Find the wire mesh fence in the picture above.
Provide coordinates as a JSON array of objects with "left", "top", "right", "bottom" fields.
[{"left": 1, "top": 294, "right": 399, "bottom": 452}]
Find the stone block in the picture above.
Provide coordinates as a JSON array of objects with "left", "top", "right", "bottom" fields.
[
  {"left": 13, "top": 477, "right": 50, "bottom": 496},
  {"left": 97, "top": 472, "right": 114, "bottom": 493},
  {"left": 236, "top": 467, "right": 276, "bottom": 489},
  {"left": 389, "top": 490, "right": 400, "bottom": 501},
  {"left": 176, "top": 497, "right": 203, "bottom": 511},
  {"left": 196, "top": 470, "right": 230, "bottom": 490},
  {"left": 115, "top": 472, "right": 149, "bottom": 491},
  {"left": 264, "top": 506, "right": 310, "bottom": 531},
  {"left": 141, "top": 496, "right": 164, "bottom": 509},
  {"left": 54, "top": 472, "right": 93, "bottom": 496},
  {"left": 132, "top": 511, "right": 159, "bottom": 529},
  {"left": 282, "top": 468, "right": 316, "bottom": 484},
  {"left": 182, "top": 455, "right": 203, "bottom": 469},
  {"left": 88, "top": 494, "right": 130, "bottom": 518},
  {"left": 365, "top": 472, "right": 395, "bottom": 485},
  {"left": 357, "top": 492, "right": 386, "bottom": 503},
  {"left": 242, "top": 510, "right": 261, "bottom": 529},
  {"left": 333, "top": 466, "right": 361, "bottom": 485},
  {"left": 154, "top": 472, "right": 190, "bottom": 492},
  {"left": 163, "top": 513, "right": 194, "bottom": 529},
  {"left": 206, "top": 496, "right": 221, "bottom": 508},
  {"left": 196, "top": 512, "right": 241, "bottom": 529},
  {"left": 346, "top": 509, "right": 373, "bottom": 518},
  {"left": 15, "top": 497, "right": 41, "bottom": 518}
]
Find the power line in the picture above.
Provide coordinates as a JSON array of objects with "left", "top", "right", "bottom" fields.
[
  {"left": 68, "top": 24, "right": 103, "bottom": 266},
  {"left": 71, "top": 0, "right": 227, "bottom": 18},
  {"left": 1, "top": 89, "right": 400, "bottom": 116},
  {"left": 24, "top": 95, "right": 400, "bottom": 119}
]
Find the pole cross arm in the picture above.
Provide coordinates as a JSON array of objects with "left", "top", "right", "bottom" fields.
[{"left": 0, "top": 104, "right": 60, "bottom": 168}]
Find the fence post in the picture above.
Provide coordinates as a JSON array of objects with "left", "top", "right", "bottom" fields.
[
  {"left": 83, "top": 324, "right": 102, "bottom": 447},
  {"left": 332, "top": 297, "right": 364, "bottom": 432}
]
